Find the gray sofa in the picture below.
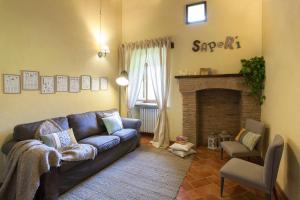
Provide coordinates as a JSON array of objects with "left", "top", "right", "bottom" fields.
[{"left": 1, "top": 109, "right": 142, "bottom": 200}]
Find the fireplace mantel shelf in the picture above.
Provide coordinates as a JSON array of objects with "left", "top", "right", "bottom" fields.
[{"left": 175, "top": 73, "right": 242, "bottom": 79}]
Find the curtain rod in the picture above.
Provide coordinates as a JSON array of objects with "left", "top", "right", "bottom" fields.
[{"left": 121, "top": 37, "right": 175, "bottom": 49}]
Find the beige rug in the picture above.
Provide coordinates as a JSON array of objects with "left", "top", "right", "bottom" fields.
[{"left": 59, "top": 146, "right": 193, "bottom": 200}]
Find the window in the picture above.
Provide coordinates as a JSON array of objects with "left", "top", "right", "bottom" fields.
[
  {"left": 138, "top": 65, "right": 156, "bottom": 103},
  {"left": 186, "top": 2, "right": 207, "bottom": 24}
]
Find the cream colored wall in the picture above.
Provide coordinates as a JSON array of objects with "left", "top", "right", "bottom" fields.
[
  {"left": 122, "top": 0, "right": 262, "bottom": 140},
  {"left": 262, "top": 0, "right": 300, "bottom": 199},
  {"left": 0, "top": 0, "right": 122, "bottom": 175}
]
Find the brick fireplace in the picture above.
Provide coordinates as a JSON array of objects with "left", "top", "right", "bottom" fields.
[{"left": 175, "top": 74, "right": 261, "bottom": 146}]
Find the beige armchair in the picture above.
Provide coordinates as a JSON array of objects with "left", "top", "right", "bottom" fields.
[{"left": 221, "top": 119, "right": 265, "bottom": 159}]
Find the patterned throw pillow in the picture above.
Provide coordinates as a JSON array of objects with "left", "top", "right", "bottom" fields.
[
  {"left": 35, "top": 119, "right": 63, "bottom": 139},
  {"left": 41, "top": 129, "right": 77, "bottom": 150},
  {"left": 102, "top": 113, "right": 123, "bottom": 134},
  {"left": 242, "top": 131, "right": 261, "bottom": 151}
]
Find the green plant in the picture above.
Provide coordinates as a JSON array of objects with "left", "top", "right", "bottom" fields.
[{"left": 240, "top": 56, "right": 266, "bottom": 105}]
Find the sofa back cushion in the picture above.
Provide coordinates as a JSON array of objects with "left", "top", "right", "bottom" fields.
[
  {"left": 67, "top": 112, "right": 100, "bottom": 140},
  {"left": 14, "top": 117, "right": 69, "bottom": 141}
]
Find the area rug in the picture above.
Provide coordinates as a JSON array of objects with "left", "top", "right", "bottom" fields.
[{"left": 59, "top": 146, "right": 193, "bottom": 200}]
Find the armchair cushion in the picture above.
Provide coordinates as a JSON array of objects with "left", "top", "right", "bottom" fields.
[
  {"left": 220, "top": 158, "right": 265, "bottom": 190},
  {"left": 221, "top": 141, "right": 260, "bottom": 157}
]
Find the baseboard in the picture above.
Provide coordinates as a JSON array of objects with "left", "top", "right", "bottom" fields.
[
  {"left": 140, "top": 132, "right": 154, "bottom": 137},
  {"left": 276, "top": 183, "right": 289, "bottom": 200}
]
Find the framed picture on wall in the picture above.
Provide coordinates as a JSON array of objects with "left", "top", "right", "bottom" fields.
[
  {"left": 3, "top": 74, "right": 21, "bottom": 94},
  {"left": 100, "top": 77, "right": 108, "bottom": 90},
  {"left": 91, "top": 77, "right": 100, "bottom": 91},
  {"left": 40, "top": 76, "right": 55, "bottom": 94},
  {"left": 81, "top": 75, "right": 91, "bottom": 90},
  {"left": 56, "top": 75, "right": 68, "bottom": 92},
  {"left": 69, "top": 77, "right": 80, "bottom": 93},
  {"left": 22, "top": 70, "right": 39, "bottom": 90}
]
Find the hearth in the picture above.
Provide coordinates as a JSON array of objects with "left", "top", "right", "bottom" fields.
[{"left": 175, "top": 74, "right": 261, "bottom": 146}]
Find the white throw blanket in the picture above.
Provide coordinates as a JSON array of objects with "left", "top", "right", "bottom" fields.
[
  {"left": 0, "top": 140, "right": 61, "bottom": 200},
  {"left": 0, "top": 140, "right": 97, "bottom": 200}
]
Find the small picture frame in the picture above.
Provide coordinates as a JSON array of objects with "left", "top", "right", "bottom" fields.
[
  {"left": 41, "top": 76, "right": 55, "bottom": 94},
  {"left": 56, "top": 75, "right": 68, "bottom": 92},
  {"left": 22, "top": 70, "right": 39, "bottom": 90},
  {"left": 100, "top": 77, "right": 108, "bottom": 90},
  {"left": 69, "top": 77, "right": 80, "bottom": 93},
  {"left": 81, "top": 75, "right": 91, "bottom": 90},
  {"left": 91, "top": 77, "right": 100, "bottom": 91},
  {"left": 200, "top": 68, "right": 212, "bottom": 75},
  {"left": 3, "top": 74, "right": 21, "bottom": 94}
]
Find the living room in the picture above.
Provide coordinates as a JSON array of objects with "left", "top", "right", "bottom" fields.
[{"left": 0, "top": 0, "right": 299, "bottom": 200}]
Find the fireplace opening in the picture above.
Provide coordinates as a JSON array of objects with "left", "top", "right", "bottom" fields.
[{"left": 196, "top": 89, "right": 241, "bottom": 146}]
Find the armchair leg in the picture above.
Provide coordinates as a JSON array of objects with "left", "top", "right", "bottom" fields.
[
  {"left": 220, "top": 177, "right": 224, "bottom": 197},
  {"left": 273, "top": 187, "right": 278, "bottom": 200},
  {"left": 265, "top": 192, "right": 271, "bottom": 200},
  {"left": 221, "top": 148, "right": 224, "bottom": 160}
]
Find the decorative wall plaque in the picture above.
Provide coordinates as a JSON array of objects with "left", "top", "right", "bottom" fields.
[
  {"left": 41, "top": 76, "right": 55, "bottom": 94},
  {"left": 22, "top": 70, "right": 39, "bottom": 90},
  {"left": 100, "top": 77, "right": 108, "bottom": 90},
  {"left": 3, "top": 74, "right": 21, "bottom": 94},
  {"left": 56, "top": 75, "right": 68, "bottom": 92},
  {"left": 69, "top": 77, "right": 80, "bottom": 93},
  {"left": 91, "top": 77, "right": 100, "bottom": 91},
  {"left": 81, "top": 75, "right": 91, "bottom": 90}
]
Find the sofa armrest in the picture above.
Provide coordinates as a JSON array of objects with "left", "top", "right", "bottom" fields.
[
  {"left": 1, "top": 139, "right": 18, "bottom": 155},
  {"left": 121, "top": 118, "right": 142, "bottom": 132}
]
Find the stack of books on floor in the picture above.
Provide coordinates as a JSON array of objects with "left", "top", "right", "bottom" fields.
[{"left": 169, "top": 136, "right": 196, "bottom": 158}]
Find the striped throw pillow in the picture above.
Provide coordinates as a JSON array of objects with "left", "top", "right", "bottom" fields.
[
  {"left": 41, "top": 129, "right": 77, "bottom": 150},
  {"left": 242, "top": 131, "right": 261, "bottom": 151}
]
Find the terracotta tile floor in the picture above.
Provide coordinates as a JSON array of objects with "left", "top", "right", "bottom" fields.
[{"left": 140, "top": 135, "right": 274, "bottom": 200}]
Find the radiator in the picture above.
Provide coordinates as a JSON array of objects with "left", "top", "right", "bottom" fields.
[{"left": 139, "top": 107, "right": 159, "bottom": 133}]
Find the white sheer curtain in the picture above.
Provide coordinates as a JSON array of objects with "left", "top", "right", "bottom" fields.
[
  {"left": 147, "top": 39, "right": 171, "bottom": 148},
  {"left": 119, "top": 38, "right": 171, "bottom": 148},
  {"left": 127, "top": 48, "right": 147, "bottom": 116}
]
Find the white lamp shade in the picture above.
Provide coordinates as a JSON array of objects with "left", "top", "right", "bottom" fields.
[{"left": 116, "top": 71, "right": 129, "bottom": 86}]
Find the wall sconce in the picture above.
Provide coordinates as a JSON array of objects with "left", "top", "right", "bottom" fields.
[{"left": 97, "top": 46, "right": 110, "bottom": 58}]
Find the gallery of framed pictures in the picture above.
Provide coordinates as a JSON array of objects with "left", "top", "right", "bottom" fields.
[{"left": 2, "top": 70, "right": 109, "bottom": 94}]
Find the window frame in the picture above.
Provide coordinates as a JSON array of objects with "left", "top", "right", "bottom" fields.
[{"left": 185, "top": 1, "right": 207, "bottom": 25}]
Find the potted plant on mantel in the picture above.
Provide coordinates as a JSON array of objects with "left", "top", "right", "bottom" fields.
[{"left": 240, "top": 56, "right": 266, "bottom": 105}]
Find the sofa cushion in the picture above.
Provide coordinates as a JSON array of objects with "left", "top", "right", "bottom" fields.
[
  {"left": 79, "top": 135, "right": 120, "bottom": 152},
  {"left": 112, "top": 129, "right": 137, "bottom": 142},
  {"left": 14, "top": 117, "right": 69, "bottom": 141},
  {"left": 67, "top": 112, "right": 100, "bottom": 140}
]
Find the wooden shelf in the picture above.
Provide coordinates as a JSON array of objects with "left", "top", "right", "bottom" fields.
[{"left": 174, "top": 73, "right": 242, "bottom": 79}]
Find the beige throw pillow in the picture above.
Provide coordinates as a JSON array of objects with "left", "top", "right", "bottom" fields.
[{"left": 235, "top": 128, "right": 246, "bottom": 141}]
